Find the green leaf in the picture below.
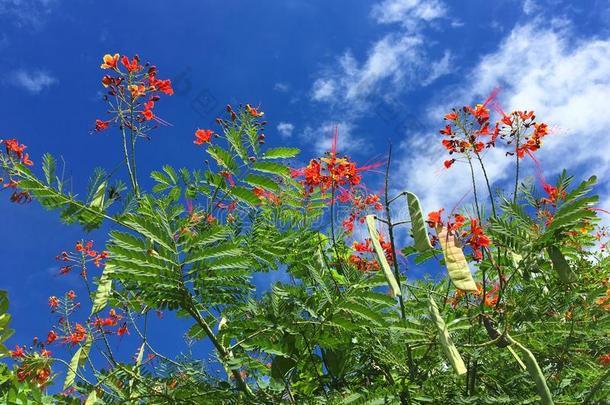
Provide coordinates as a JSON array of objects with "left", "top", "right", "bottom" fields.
[
  {"left": 365, "top": 215, "right": 401, "bottom": 297},
  {"left": 406, "top": 191, "right": 433, "bottom": 252},
  {"left": 91, "top": 264, "right": 113, "bottom": 315},
  {"left": 547, "top": 245, "right": 573, "bottom": 283},
  {"left": 207, "top": 145, "right": 238, "bottom": 173},
  {"left": 251, "top": 161, "right": 291, "bottom": 177},
  {"left": 64, "top": 347, "right": 82, "bottom": 389},
  {"left": 428, "top": 296, "right": 467, "bottom": 375},
  {"left": 41, "top": 153, "right": 56, "bottom": 186},
  {"left": 244, "top": 174, "right": 280, "bottom": 193},
  {"left": 230, "top": 186, "right": 261, "bottom": 206},
  {"left": 436, "top": 225, "right": 477, "bottom": 292},
  {"left": 262, "top": 147, "right": 300, "bottom": 160}
]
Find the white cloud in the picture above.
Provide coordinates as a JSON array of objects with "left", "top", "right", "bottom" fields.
[
  {"left": 422, "top": 50, "right": 452, "bottom": 86},
  {"left": 277, "top": 122, "right": 295, "bottom": 138},
  {"left": 311, "top": 78, "right": 336, "bottom": 101},
  {"left": 371, "top": 0, "right": 445, "bottom": 29},
  {"left": 0, "top": 0, "right": 56, "bottom": 28},
  {"left": 397, "top": 20, "right": 610, "bottom": 215},
  {"left": 301, "top": 122, "right": 361, "bottom": 155},
  {"left": 310, "top": 0, "right": 450, "bottom": 111},
  {"left": 522, "top": 0, "right": 539, "bottom": 15},
  {"left": 10, "top": 69, "right": 57, "bottom": 94},
  {"left": 274, "top": 82, "right": 290, "bottom": 92},
  {"left": 311, "top": 33, "right": 450, "bottom": 107}
]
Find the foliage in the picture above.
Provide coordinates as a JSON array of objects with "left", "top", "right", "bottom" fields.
[{"left": 0, "top": 54, "right": 609, "bottom": 404}]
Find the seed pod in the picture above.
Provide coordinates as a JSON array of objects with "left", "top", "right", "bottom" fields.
[
  {"left": 406, "top": 191, "right": 433, "bottom": 252},
  {"left": 547, "top": 245, "right": 573, "bottom": 283},
  {"left": 428, "top": 296, "right": 467, "bottom": 375},
  {"left": 436, "top": 225, "right": 478, "bottom": 292},
  {"left": 365, "top": 215, "right": 401, "bottom": 297},
  {"left": 505, "top": 334, "right": 554, "bottom": 405}
]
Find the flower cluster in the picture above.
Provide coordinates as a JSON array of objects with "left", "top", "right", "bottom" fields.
[
  {"left": 349, "top": 235, "right": 393, "bottom": 272},
  {"left": 1, "top": 138, "right": 34, "bottom": 203},
  {"left": 341, "top": 192, "right": 383, "bottom": 234},
  {"left": 92, "top": 309, "right": 129, "bottom": 336},
  {"left": 440, "top": 103, "right": 497, "bottom": 168},
  {"left": 449, "top": 282, "right": 499, "bottom": 308},
  {"left": 253, "top": 187, "right": 281, "bottom": 206},
  {"left": 440, "top": 98, "right": 549, "bottom": 168},
  {"left": 9, "top": 344, "right": 53, "bottom": 386},
  {"left": 95, "top": 53, "right": 174, "bottom": 136},
  {"left": 56, "top": 240, "right": 109, "bottom": 277},
  {"left": 1, "top": 138, "right": 33, "bottom": 166},
  {"left": 595, "top": 288, "right": 610, "bottom": 310}
]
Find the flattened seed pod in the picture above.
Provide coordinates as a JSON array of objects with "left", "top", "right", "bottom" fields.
[
  {"left": 506, "top": 334, "right": 554, "bottom": 405},
  {"left": 365, "top": 215, "right": 401, "bottom": 297},
  {"left": 428, "top": 296, "right": 467, "bottom": 375},
  {"left": 406, "top": 192, "right": 433, "bottom": 252},
  {"left": 436, "top": 225, "right": 478, "bottom": 292}
]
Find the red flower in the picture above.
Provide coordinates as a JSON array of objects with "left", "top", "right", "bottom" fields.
[
  {"left": 149, "top": 75, "right": 174, "bottom": 96},
  {"left": 40, "top": 349, "right": 52, "bottom": 357},
  {"left": 48, "top": 296, "right": 59, "bottom": 308},
  {"left": 95, "top": 119, "right": 110, "bottom": 132},
  {"left": 117, "top": 323, "right": 129, "bottom": 336},
  {"left": 100, "top": 53, "right": 119, "bottom": 70},
  {"left": 121, "top": 55, "right": 143, "bottom": 72},
  {"left": 194, "top": 129, "right": 213, "bottom": 145},
  {"left": 427, "top": 209, "right": 444, "bottom": 228},
  {"left": 66, "top": 290, "right": 76, "bottom": 300},
  {"left": 444, "top": 159, "right": 455, "bottom": 169},
  {"left": 9, "top": 344, "right": 25, "bottom": 358},
  {"left": 599, "top": 353, "right": 610, "bottom": 366},
  {"left": 46, "top": 330, "right": 58, "bottom": 344},
  {"left": 444, "top": 111, "right": 458, "bottom": 121},
  {"left": 63, "top": 323, "right": 87, "bottom": 345},
  {"left": 439, "top": 125, "right": 452, "bottom": 135},
  {"left": 245, "top": 104, "right": 264, "bottom": 117}
]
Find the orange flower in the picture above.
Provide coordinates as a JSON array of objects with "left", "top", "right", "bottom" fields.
[
  {"left": 66, "top": 290, "right": 76, "bottom": 300},
  {"left": 9, "top": 344, "right": 25, "bottom": 358},
  {"left": 128, "top": 84, "right": 146, "bottom": 98},
  {"left": 40, "top": 349, "right": 52, "bottom": 357},
  {"left": 245, "top": 104, "right": 264, "bottom": 117},
  {"left": 121, "top": 55, "right": 143, "bottom": 72},
  {"left": 117, "top": 323, "right": 129, "bottom": 336},
  {"left": 95, "top": 119, "right": 110, "bottom": 132},
  {"left": 444, "top": 111, "right": 458, "bottom": 121},
  {"left": 194, "top": 129, "right": 213, "bottom": 145},
  {"left": 100, "top": 53, "right": 119, "bottom": 69},
  {"left": 46, "top": 330, "right": 58, "bottom": 344},
  {"left": 48, "top": 296, "right": 59, "bottom": 308},
  {"left": 426, "top": 209, "right": 444, "bottom": 228}
]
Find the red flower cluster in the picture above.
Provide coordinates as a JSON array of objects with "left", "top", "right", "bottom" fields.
[
  {"left": 440, "top": 103, "right": 497, "bottom": 168},
  {"left": 440, "top": 97, "right": 550, "bottom": 168},
  {"left": 349, "top": 235, "right": 393, "bottom": 272},
  {"left": 92, "top": 308, "right": 123, "bottom": 328},
  {"left": 341, "top": 193, "right": 383, "bottom": 234},
  {"left": 253, "top": 187, "right": 281, "bottom": 205},
  {"left": 194, "top": 128, "right": 213, "bottom": 145},
  {"left": 1, "top": 138, "right": 33, "bottom": 166},
  {"left": 599, "top": 353, "right": 610, "bottom": 366},
  {"left": 56, "top": 240, "right": 109, "bottom": 277},
  {"left": 96, "top": 53, "right": 173, "bottom": 133},
  {"left": 62, "top": 323, "right": 87, "bottom": 346},
  {"left": 596, "top": 288, "right": 610, "bottom": 311},
  {"left": 465, "top": 219, "right": 491, "bottom": 261}
]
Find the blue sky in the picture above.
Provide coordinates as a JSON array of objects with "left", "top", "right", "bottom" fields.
[{"left": 2, "top": 0, "right": 610, "bottom": 383}]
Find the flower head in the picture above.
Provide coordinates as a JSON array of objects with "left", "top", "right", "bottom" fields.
[{"left": 101, "top": 53, "right": 119, "bottom": 70}]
